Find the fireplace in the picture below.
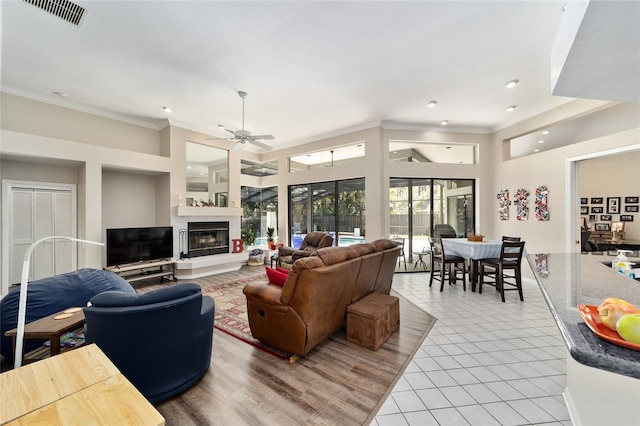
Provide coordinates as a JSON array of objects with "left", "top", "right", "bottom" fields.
[{"left": 186, "top": 221, "right": 229, "bottom": 258}]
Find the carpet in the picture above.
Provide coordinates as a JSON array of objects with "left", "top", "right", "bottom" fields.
[{"left": 200, "top": 275, "right": 294, "bottom": 360}]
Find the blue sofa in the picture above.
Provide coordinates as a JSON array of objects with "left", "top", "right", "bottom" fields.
[
  {"left": 0, "top": 268, "right": 135, "bottom": 360},
  {"left": 84, "top": 283, "right": 215, "bottom": 404}
]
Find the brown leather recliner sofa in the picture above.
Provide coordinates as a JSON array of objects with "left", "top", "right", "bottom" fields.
[
  {"left": 242, "top": 239, "right": 400, "bottom": 356},
  {"left": 277, "top": 231, "right": 334, "bottom": 268}
]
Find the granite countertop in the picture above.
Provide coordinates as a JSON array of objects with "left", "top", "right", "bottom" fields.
[{"left": 528, "top": 252, "right": 640, "bottom": 379}]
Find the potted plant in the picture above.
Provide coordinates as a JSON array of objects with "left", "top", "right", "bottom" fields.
[
  {"left": 241, "top": 228, "right": 256, "bottom": 249},
  {"left": 266, "top": 227, "right": 276, "bottom": 249}
]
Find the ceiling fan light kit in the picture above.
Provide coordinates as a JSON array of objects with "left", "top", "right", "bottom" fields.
[{"left": 209, "top": 91, "right": 274, "bottom": 152}]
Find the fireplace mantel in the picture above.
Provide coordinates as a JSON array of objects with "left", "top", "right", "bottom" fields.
[{"left": 177, "top": 206, "right": 242, "bottom": 217}]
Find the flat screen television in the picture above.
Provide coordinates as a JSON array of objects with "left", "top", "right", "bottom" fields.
[{"left": 106, "top": 226, "right": 173, "bottom": 267}]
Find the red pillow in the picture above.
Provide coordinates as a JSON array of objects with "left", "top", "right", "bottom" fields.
[
  {"left": 265, "top": 267, "right": 287, "bottom": 287},
  {"left": 275, "top": 266, "right": 290, "bottom": 276}
]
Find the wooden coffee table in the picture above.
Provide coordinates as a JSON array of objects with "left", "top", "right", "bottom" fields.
[{"left": 4, "top": 307, "right": 86, "bottom": 364}]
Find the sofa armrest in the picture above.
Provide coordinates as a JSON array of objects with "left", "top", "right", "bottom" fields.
[
  {"left": 292, "top": 249, "right": 314, "bottom": 261},
  {"left": 278, "top": 246, "right": 296, "bottom": 257},
  {"left": 243, "top": 281, "right": 284, "bottom": 305}
]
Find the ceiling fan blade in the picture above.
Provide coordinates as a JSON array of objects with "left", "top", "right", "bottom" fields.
[
  {"left": 249, "top": 134, "right": 275, "bottom": 140},
  {"left": 232, "top": 141, "right": 243, "bottom": 151},
  {"left": 205, "top": 136, "right": 232, "bottom": 141},
  {"left": 223, "top": 128, "right": 237, "bottom": 136},
  {"left": 248, "top": 139, "right": 273, "bottom": 151}
]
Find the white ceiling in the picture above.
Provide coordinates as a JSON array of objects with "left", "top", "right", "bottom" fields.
[{"left": 1, "top": 1, "right": 637, "bottom": 152}]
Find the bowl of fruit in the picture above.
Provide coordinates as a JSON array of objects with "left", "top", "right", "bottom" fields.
[{"left": 578, "top": 298, "right": 640, "bottom": 351}]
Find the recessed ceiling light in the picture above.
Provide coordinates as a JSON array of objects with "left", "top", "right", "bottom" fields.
[
  {"left": 53, "top": 91, "right": 68, "bottom": 98},
  {"left": 427, "top": 100, "right": 438, "bottom": 108},
  {"left": 505, "top": 79, "right": 519, "bottom": 89},
  {"left": 440, "top": 120, "right": 449, "bottom": 126},
  {"left": 445, "top": 146, "right": 452, "bottom": 149},
  {"left": 218, "top": 124, "right": 225, "bottom": 128},
  {"left": 534, "top": 149, "right": 540, "bottom": 153},
  {"left": 162, "top": 106, "right": 172, "bottom": 113},
  {"left": 538, "top": 140, "right": 545, "bottom": 144},
  {"left": 506, "top": 105, "right": 517, "bottom": 112},
  {"left": 542, "top": 130, "right": 550, "bottom": 135}
]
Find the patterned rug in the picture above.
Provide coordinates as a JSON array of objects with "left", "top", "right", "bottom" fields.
[{"left": 200, "top": 275, "right": 294, "bottom": 360}]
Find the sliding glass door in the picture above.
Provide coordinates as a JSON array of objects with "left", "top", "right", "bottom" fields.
[
  {"left": 288, "top": 178, "right": 365, "bottom": 247},
  {"left": 390, "top": 178, "right": 475, "bottom": 257}
]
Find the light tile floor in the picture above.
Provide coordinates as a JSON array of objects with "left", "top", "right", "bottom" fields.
[{"left": 373, "top": 273, "right": 572, "bottom": 426}]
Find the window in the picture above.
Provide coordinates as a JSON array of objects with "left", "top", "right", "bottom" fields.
[
  {"left": 240, "top": 159, "right": 278, "bottom": 177},
  {"left": 390, "top": 178, "right": 474, "bottom": 255},
  {"left": 241, "top": 186, "right": 278, "bottom": 246},
  {"left": 389, "top": 140, "right": 477, "bottom": 164},
  {"left": 289, "top": 142, "right": 365, "bottom": 172},
  {"left": 288, "top": 178, "right": 365, "bottom": 247}
]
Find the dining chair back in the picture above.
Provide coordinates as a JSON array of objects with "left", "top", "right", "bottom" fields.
[
  {"left": 478, "top": 240, "right": 526, "bottom": 302},
  {"left": 428, "top": 236, "right": 466, "bottom": 292},
  {"left": 502, "top": 236, "right": 521, "bottom": 242},
  {"left": 434, "top": 224, "right": 457, "bottom": 238}
]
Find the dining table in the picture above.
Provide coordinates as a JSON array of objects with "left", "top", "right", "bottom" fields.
[{"left": 441, "top": 238, "right": 506, "bottom": 292}]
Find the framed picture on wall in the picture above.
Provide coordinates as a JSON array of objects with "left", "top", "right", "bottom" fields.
[
  {"left": 611, "top": 222, "right": 625, "bottom": 232},
  {"left": 600, "top": 214, "right": 612, "bottom": 221},
  {"left": 589, "top": 215, "right": 596, "bottom": 222},
  {"left": 607, "top": 197, "right": 620, "bottom": 214},
  {"left": 591, "top": 206, "right": 603, "bottom": 214},
  {"left": 594, "top": 223, "right": 611, "bottom": 231},
  {"left": 625, "top": 196, "right": 638, "bottom": 204},
  {"left": 580, "top": 198, "right": 588, "bottom": 205},
  {"left": 591, "top": 197, "right": 603, "bottom": 204},
  {"left": 580, "top": 206, "right": 589, "bottom": 215},
  {"left": 620, "top": 215, "right": 634, "bottom": 222},
  {"left": 625, "top": 205, "right": 639, "bottom": 213}
]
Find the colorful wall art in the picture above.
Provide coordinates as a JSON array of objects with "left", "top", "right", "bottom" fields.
[
  {"left": 497, "top": 189, "right": 510, "bottom": 221},
  {"left": 535, "top": 185, "right": 549, "bottom": 221},
  {"left": 515, "top": 188, "right": 530, "bottom": 221}
]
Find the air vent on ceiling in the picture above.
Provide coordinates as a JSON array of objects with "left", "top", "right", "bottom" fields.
[{"left": 23, "top": 0, "right": 86, "bottom": 26}]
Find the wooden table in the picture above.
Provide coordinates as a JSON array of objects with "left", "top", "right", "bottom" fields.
[
  {"left": 0, "top": 344, "right": 164, "bottom": 425},
  {"left": 4, "top": 308, "right": 86, "bottom": 364}
]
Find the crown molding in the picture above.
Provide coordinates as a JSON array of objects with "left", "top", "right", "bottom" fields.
[
  {"left": 1, "top": 85, "right": 166, "bottom": 130},
  {"left": 381, "top": 120, "right": 492, "bottom": 134}
]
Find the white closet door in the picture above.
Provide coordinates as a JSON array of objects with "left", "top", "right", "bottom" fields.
[
  {"left": 4, "top": 183, "right": 76, "bottom": 288},
  {"left": 9, "top": 189, "right": 34, "bottom": 285}
]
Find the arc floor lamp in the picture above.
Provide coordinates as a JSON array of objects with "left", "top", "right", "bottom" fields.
[{"left": 13, "top": 236, "right": 104, "bottom": 368}]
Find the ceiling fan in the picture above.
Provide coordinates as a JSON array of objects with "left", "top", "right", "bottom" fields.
[{"left": 209, "top": 91, "right": 274, "bottom": 151}]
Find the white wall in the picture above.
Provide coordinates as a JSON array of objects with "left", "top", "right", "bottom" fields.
[
  {"left": 488, "top": 102, "right": 640, "bottom": 254},
  {"left": 2, "top": 92, "right": 638, "bottom": 278},
  {"left": 102, "top": 170, "right": 161, "bottom": 229}
]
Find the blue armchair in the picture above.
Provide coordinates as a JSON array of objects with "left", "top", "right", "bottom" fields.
[{"left": 83, "top": 283, "right": 215, "bottom": 404}]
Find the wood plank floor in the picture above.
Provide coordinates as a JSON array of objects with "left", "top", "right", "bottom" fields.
[
  {"left": 77, "top": 267, "right": 440, "bottom": 425},
  {"left": 137, "top": 266, "right": 437, "bottom": 425}
]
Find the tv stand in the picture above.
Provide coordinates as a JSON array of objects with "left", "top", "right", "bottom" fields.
[{"left": 104, "top": 259, "right": 176, "bottom": 284}]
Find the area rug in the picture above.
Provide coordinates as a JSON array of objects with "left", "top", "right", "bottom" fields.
[{"left": 200, "top": 275, "right": 294, "bottom": 360}]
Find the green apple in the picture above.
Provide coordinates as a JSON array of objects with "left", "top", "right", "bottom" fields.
[{"left": 616, "top": 314, "right": 640, "bottom": 344}]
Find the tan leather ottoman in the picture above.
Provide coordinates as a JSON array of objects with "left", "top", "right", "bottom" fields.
[
  {"left": 346, "top": 297, "right": 391, "bottom": 351},
  {"left": 363, "top": 292, "right": 400, "bottom": 332}
]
